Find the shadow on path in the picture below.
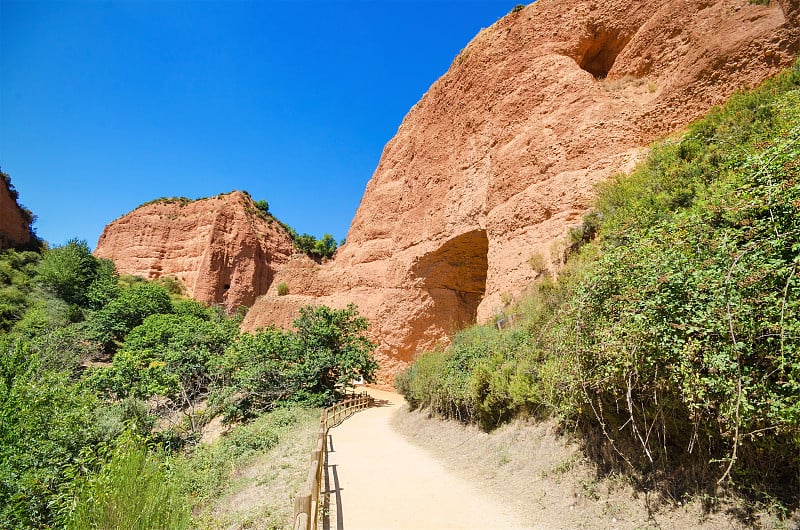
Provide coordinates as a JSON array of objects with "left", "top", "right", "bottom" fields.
[{"left": 321, "top": 434, "right": 343, "bottom": 530}]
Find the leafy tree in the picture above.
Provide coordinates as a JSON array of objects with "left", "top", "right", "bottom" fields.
[
  {"left": 35, "top": 239, "right": 98, "bottom": 307},
  {"left": 211, "top": 304, "right": 377, "bottom": 416},
  {"left": 90, "top": 313, "right": 233, "bottom": 401},
  {"left": 254, "top": 199, "right": 269, "bottom": 215},
  {"left": 90, "top": 283, "right": 173, "bottom": 347},
  {"left": 291, "top": 232, "right": 338, "bottom": 259},
  {"left": 211, "top": 328, "right": 297, "bottom": 421},
  {"left": 292, "top": 304, "right": 377, "bottom": 404},
  {"left": 293, "top": 233, "right": 317, "bottom": 255},
  {"left": 86, "top": 258, "right": 120, "bottom": 310},
  {"left": 172, "top": 298, "right": 214, "bottom": 320},
  {"left": 313, "top": 233, "right": 337, "bottom": 259}
]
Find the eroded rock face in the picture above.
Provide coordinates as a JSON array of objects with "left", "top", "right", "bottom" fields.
[
  {"left": 94, "top": 192, "right": 295, "bottom": 310},
  {"left": 0, "top": 176, "right": 34, "bottom": 251},
  {"left": 243, "top": 0, "right": 800, "bottom": 384}
]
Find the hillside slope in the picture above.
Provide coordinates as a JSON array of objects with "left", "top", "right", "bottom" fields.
[
  {"left": 397, "top": 61, "right": 800, "bottom": 514},
  {"left": 243, "top": 0, "right": 800, "bottom": 382}
]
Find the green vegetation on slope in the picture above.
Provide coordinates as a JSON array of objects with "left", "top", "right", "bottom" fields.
[
  {"left": 397, "top": 60, "right": 800, "bottom": 515},
  {"left": 0, "top": 232, "right": 377, "bottom": 529}
]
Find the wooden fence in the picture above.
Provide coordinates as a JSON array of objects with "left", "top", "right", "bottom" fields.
[{"left": 293, "top": 392, "right": 373, "bottom": 530}]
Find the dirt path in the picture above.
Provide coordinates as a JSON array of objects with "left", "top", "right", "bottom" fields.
[{"left": 322, "top": 389, "right": 536, "bottom": 530}]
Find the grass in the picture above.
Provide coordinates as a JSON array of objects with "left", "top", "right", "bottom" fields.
[
  {"left": 65, "top": 407, "right": 323, "bottom": 530},
  {"left": 65, "top": 433, "right": 190, "bottom": 530},
  {"left": 174, "top": 406, "right": 322, "bottom": 529}
]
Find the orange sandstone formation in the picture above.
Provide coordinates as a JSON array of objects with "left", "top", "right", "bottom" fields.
[
  {"left": 243, "top": 0, "right": 800, "bottom": 383},
  {"left": 0, "top": 175, "right": 35, "bottom": 250},
  {"left": 94, "top": 192, "right": 295, "bottom": 310}
]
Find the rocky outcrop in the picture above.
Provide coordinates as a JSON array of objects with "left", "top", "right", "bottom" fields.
[
  {"left": 94, "top": 192, "right": 295, "bottom": 310},
  {"left": 0, "top": 173, "right": 35, "bottom": 251},
  {"left": 242, "top": 0, "right": 800, "bottom": 383}
]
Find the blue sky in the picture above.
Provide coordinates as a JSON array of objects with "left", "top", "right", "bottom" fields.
[{"left": 1, "top": 0, "right": 523, "bottom": 248}]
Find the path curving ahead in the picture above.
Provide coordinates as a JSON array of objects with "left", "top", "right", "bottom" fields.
[{"left": 321, "top": 389, "right": 534, "bottom": 530}]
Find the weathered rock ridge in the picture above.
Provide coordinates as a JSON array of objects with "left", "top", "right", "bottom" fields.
[
  {"left": 94, "top": 192, "right": 295, "bottom": 310},
  {"left": 242, "top": 0, "right": 800, "bottom": 383},
  {"left": 0, "top": 175, "right": 35, "bottom": 251}
]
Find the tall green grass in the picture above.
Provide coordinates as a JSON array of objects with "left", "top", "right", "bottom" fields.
[{"left": 65, "top": 432, "right": 189, "bottom": 530}]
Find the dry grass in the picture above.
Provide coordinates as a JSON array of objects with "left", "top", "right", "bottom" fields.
[{"left": 191, "top": 407, "right": 321, "bottom": 530}]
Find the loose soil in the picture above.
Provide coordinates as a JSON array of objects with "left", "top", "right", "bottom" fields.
[
  {"left": 324, "top": 389, "right": 530, "bottom": 529},
  {"left": 324, "top": 388, "right": 785, "bottom": 530}
]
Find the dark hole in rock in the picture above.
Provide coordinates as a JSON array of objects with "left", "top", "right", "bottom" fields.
[{"left": 574, "top": 25, "right": 632, "bottom": 79}]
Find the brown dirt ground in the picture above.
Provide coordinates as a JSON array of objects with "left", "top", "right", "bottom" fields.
[{"left": 391, "top": 397, "right": 796, "bottom": 529}]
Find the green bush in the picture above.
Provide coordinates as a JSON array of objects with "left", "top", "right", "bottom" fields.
[
  {"left": 397, "top": 61, "right": 800, "bottom": 508},
  {"left": 35, "top": 239, "right": 99, "bottom": 307},
  {"left": 89, "top": 282, "right": 173, "bottom": 348},
  {"left": 0, "top": 339, "right": 98, "bottom": 528},
  {"left": 89, "top": 313, "right": 234, "bottom": 401},
  {"left": 211, "top": 327, "right": 297, "bottom": 421},
  {"left": 214, "top": 304, "right": 378, "bottom": 418},
  {"left": 171, "top": 407, "right": 307, "bottom": 506},
  {"left": 65, "top": 431, "right": 189, "bottom": 530},
  {"left": 276, "top": 281, "right": 289, "bottom": 296},
  {"left": 291, "top": 303, "right": 377, "bottom": 404}
]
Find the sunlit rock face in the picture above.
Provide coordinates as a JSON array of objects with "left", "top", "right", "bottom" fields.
[
  {"left": 95, "top": 191, "right": 295, "bottom": 311},
  {"left": 0, "top": 177, "right": 34, "bottom": 250},
  {"left": 100, "top": 0, "right": 798, "bottom": 384}
]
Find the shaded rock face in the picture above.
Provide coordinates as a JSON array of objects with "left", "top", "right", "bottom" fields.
[
  {"left": 94, "top": 192, "right": 295, "bottom": 310},
  {"left": 0, "top": 177, "right": 34, "bottom": 251},
  {"left": 244, "top": 0, "right": 800, "bottom": 384}
]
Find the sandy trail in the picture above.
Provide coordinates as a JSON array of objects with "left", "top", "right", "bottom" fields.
[{"left": 322, "top": 389, "right": 535, "bottom": 530}]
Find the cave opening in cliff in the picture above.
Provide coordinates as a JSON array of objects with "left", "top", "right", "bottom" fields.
[
  {"left": 575, "top": 25, "right": 632, "bottom": 79},
  {"left": 412, "top": 229, "right": 489, "bottom": 328}
]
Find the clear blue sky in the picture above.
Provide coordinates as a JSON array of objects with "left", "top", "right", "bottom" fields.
[{"left": 1, "top": 0, "right": 523, "bottom": 248}]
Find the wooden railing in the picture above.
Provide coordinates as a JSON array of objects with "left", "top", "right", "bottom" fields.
[{"left": 293, "top": 392, "right": 373, "bottom": 530}]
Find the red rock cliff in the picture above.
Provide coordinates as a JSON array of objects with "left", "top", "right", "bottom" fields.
[
  {"left": 0, "top": 174, "right": 35, "bottom": 250},
  {"left": 94, "top": 191, "right": 295, "bottom": 310},
  {"left": 242, "top": 0, "right": 800, "bottom": 383}
]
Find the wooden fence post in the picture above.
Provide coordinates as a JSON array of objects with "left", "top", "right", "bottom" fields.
[{"left": 292, "top": 392, "right": 373, "bottom": 530}]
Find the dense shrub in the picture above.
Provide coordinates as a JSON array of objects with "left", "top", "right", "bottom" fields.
[
  {"left": 89, "top": 313, "right": 235, "bottom": 401},
  {"left": 170, "top": 407, "right": 309, "bottom": 507},
  {"left": 35, "top": 240, "right": 99, "bottom": 307},
  {"left": 213, "top": 304, "right": 378, "bottom": 419},
  {"left": 397, "top": 61, "right": 800, "bottom": 508},
  {"left": 89, "top": 282, "right": 173, "bottom": 347},
  {"left": 64, "top": 432, "right": 189, "bottom": 530},
  {"left": 0, "top": 339, "right": 98, "bottom": 528}
]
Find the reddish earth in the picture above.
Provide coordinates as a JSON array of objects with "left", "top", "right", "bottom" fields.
[
  {"left": 0, "top": 176, "right": 35, "bottom": 250},
  {"left": 243, "top": 0, "right": 800, "bottom": 383},
  {"left": 95, "top": 0, "right": 800, "bottom": 383},
  {"left": 94, "top": 191, "right": 295, "bottom": 311}
]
